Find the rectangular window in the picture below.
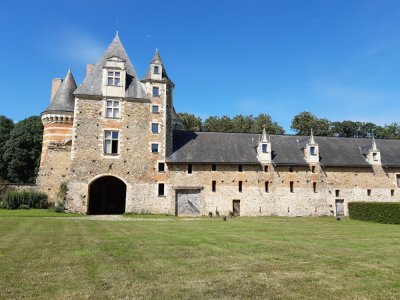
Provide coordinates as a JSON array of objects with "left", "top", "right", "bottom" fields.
[
  {"left": 105, "top": 100, "right": 120, "bottom": 118},
  {"left": 289, "top": 166, "right": 294, "bottom": 173},
  {"left": 367, "top": 189, "right": 371, "bottom": 196},
  {"left": 391, "top": 189, "right": 395, "bottom": 197},
  {"left": 265, "top": 181, "right": 269, "bottom": 193},
  {"left": 335, "top": 190, "right": 340, "bottom": 197},
  {"left": 262, "top": 144, "right": 268, "bottom": 153},
  {"left": 188, "top": 164, "right": 193, "bottom": 174},
  {"left": 153, "top": 86, "right": 160, "bottom": 96},
  {"left": 158, "top": 162, "right": 165, "bottom": 172},
  {"left": 151, "top": 143, "right": 159, "bottom": 153},
  {"left": 264, "top": 165, "right": 269, "bottom": 173},
  {"left": 212, "top": 164, "right": 217, "bottom": 171},
  {"left": 373, "top": 153, "right": 378, "bottom": 161},
  {"left": 290, "top": 181, "right": 294, "bottom": 193},
  {"left": 104, "top": 130, "right": 119, "bottom": 155},
  {"left": 311, "top": 166, "right": 316, "bottom": 173},
  {"left": 158, "top": 183, "right": 165, "bottom": 196},
  {"left": 151, "top": 123, "right": 159, "bottom": 134},
  {"left": 107, "top": 71, "right": 121, "bottom": 86},
  {"left": 212, "top": 180, "right": 216, "bottom": 192},
  {"left": 238, "top": 181, "right": 243, "bottom": 192},
  {"left": 310, "top": 146, "right": 316, "bottom": 156},
  {"left": 151, "top": 105, "right": 159, "bottom": 113},
  {"left": 154, "top": 66, "right": 159, "bottom": 74},
  {"left": 238, "top": 165, "right": 243, "bottom": 172},
  {"left": 313, "top": 182, "right": 317, "bottom": 193}
]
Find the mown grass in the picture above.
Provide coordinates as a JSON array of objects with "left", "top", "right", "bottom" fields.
[
  {"left": 0, "top": 209, "right": 81, "bottom": 217},
  {"left": 0, "top": 210, "right": 399, "bottom": 299}
]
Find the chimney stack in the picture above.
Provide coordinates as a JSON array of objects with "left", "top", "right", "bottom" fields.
[
  {"left": 86, "top": 64, "right": 95, "bottom": 77},
  {"left": 50, "top": 78, "right": 62, "bottom": 102}
]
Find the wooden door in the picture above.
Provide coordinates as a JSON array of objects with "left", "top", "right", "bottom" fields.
[
  {"left": 335, "top": 199, "right": 344, "bottom": 217},
  {"left": 233, "top": 200, "right": 240, "bottom": 217},
  {"left": 176, "top": 190, "right": 201, "bottom": 216}
]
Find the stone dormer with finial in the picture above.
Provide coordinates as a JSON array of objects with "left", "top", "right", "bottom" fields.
[
  {"left": 304, "top": 129, "right": 319, "bottom": 163},
  {"left": 257, "top": 126, "right": 272, "bottom": 164},
  {"left": 366, "top": 137, "right": 381, "bottom": 165}
]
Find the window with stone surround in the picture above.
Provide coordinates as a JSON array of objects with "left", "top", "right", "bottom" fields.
[
  {"left": 262, "top": 144, "right": 268, "bottom": 153},
  {"left": 152, "top": 105, "right": 159, "bottom": 113},
  {"left": 106, "top": 100, "right": 120, "bottom": 118},
  {"left": 104, "top": 130, "right": 119, "bottom": 155},
  {"left": 310, "top": 146, "right": 316, "bottom": 156},
  {"left": 158, "top": 162, "right": 165, "bottom": 172},
  {"left": 151, "top": 123, "right": 159, "bottom": 134},
  {"left": 151, "top": 143, "right": 159, "bottom": 153},
  {"left": 107, "top": 71, "right": 121, "bottom": 86},
  {"left": 154, "top": 66, "right": 159, "bottom": 74},
  {"left": 153, "top": 86, "right": 160, "bottom": 97}
]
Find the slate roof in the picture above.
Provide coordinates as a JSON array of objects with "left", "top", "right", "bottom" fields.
[
  {"left": 142, "top": 49, "right": 172, "bottom": 82},
  {"left": 168, "top": 131, "right": 400, "bottom": 167},
  {"left": 74, "top": 34, "right": 148, "bottom": 99},
  {"left": 43, "top": 69, "right": 76, "bottom": 114}
]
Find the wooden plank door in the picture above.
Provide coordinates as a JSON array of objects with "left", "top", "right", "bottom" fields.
[
  {"left": 335, "top": 199, "right": 344, "bottom": 217},
  {"left": 233, "top": 200, "right": 240, "bottom": 217},
  {"left": 176, "top": 190, "right": 201, "bottom": 216}
]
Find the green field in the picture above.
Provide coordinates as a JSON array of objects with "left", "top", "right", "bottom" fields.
[{"left": 0, "top": 210, "right": 399, "bottom": 299}]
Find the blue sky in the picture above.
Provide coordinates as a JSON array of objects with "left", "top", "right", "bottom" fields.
[{"left": 0, "top": 0, "right": 400, "bottom": 132}]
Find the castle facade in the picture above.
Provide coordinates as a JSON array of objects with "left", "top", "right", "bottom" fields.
[{"left": 37, "top": 35, "right": 400, "bottom": 216}]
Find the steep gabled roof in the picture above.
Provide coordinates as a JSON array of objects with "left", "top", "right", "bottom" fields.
[
  {"left": 43, "top": 69, "right": 76, "bottom": 113},
  {"left": 168, "top": 131, "right": 400, "bottom": 167},
  {"left": 74, "top": 35, "right": 148, "bottom": 99}
]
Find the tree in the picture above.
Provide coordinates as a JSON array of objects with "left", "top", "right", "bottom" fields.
[
  {"left": 231, "top": 114, "right": 254, "bottom": 133},
  {"left": 203, "top": 116, "right": 234, "bottom": 132},
  {"left": 177, "top": 113, "right": 202, "bottom": 131},
  {"left": 0, "top": 115, "right": 14, "bottom": 179},
  {"left": 291, "top": 112, "right": 332, "bottom": 136},
  {"left": 3, "top": 116, "right": 43, "bottom": 183},
  {"left": 377, "top": 123, "right": 400, "bottom": 139},
  {"left": 252, "top": 113, "right": 285, "bottom": 134}
]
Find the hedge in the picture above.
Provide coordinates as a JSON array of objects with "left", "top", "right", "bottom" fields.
[
  {"left": 0, "top": 189, "right": 48, "bottom": 209},
  {"left": 348, "top": 202, "right": 400, "bottom": 224}
]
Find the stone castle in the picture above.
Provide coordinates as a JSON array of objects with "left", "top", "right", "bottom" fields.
[{"left": 37, "top": 34, "right": 400, "bottom": 216}]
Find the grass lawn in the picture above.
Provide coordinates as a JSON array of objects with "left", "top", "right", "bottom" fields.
[{"left": 0, "top": 210, "right": 399, "bottom": 299}]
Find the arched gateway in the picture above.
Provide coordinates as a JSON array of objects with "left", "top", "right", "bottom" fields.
[{"left": 88, "top": 176, "right": 126, "bottom": 214}]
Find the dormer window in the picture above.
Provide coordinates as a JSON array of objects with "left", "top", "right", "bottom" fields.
[
  {"left": 262, "top": 144, "right": 268, "bottom": 153},
  {"left": 107, "top": 71, "right": 121, "bottom": 86},
  {"left": 154, "top": 66, "right": 159, "bottom": 74},
  {"left": 373, "top": 152, "right": 378, "bottom": 161},
  {"left": 310, "top": 146, "right": 316, "bottom": 156}
]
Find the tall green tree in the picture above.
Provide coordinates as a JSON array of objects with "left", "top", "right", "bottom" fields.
[
  {"left": 0, "top": 115, "right": 15, "bottom": 180},
  {"left": 3, "top": 116, "right": 43, "bottom": 183},
  {"left": 252, "top": 113, "right": 285, "bottom": 134},
  {"left": 203, "top": 116, "right": 234, "bottom": 132},
  {"left": 291, "top": 112, "right": 332, "bottom": 136},
  {"left": 177, "top": 113, "right": 202, "bottom": 131}
]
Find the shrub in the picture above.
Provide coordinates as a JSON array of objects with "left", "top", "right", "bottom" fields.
[
  {"left": 348, "top": 202, "right": 400, "bottom": 224},
  {"left": 1, "top": 189, "right": 48, "bottom": 209}
]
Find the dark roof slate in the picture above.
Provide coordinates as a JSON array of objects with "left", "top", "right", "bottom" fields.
[
  {"left": 43, "top": 70, "right": 76, "bottom": 113},
  {"left": 74, "top": 35, "right": 148, "bottom": 99},
  {"left": 168, "top": 131, "right": 400, "bottom": 167}
]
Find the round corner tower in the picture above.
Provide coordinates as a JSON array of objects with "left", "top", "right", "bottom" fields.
[{"left": 36, "top": 70, "right": 77, "bottom": 202}]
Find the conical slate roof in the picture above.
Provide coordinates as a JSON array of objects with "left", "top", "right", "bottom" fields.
[
  {"left": 142, "top": 49, "right": 172, "bottom": 82},
  {"left": 74, "top": 34, "right": 148, "bottom": 99},
  {"left": 44, "top": 70, "right": 77, "bottom": 113}
]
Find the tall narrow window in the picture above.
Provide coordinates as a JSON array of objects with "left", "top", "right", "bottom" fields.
[
  {"left": 106, "top": 100, "right": 120, "bottom": 118},
  {"left": 153, "top": 86, "right": 160, "bottom": 97},
  {"left": 158, "top": 162, "right": 165, "bottom": 172},
  {"left": 335, "top": 190, "right": 340, "bottom": 197},
  {"left": 151, "top": 143, "right": 159, "bottom": 153},
  {"left": 158, "top": 183, "right": 165, "bottom": 196},
  {"left": 397, "top": 174, "right": 400, "bottom": 188},
  {"left": 188, "top": 164, "right": 193, "bottom": 174},
  {"left": 104, "top": 131, "right": 119, "bottom": 155},
  {"left": 391, "top": 189, "right": 395, "bottom": 197},
  {"left": 313, "top": 182, "right": 317, "bottom": 193},
  {"left": 367, "top": 189, "right": 371, "bottom": 196},
  {"left": 154, "top": 66, "right": 159, "bottom": 74},
  {"left": 265, "top": 181, "right": 269, "bottom": 193},
  {"left": 239, "top": 181, "right": 243, "bottom": 192},
  {"left": 290, "top": 181, "right": 294, "bottom": 193},
  {"left": 107, "top": 71, "right": 120, "bottom": 86},
  {"left": 151, "top": 123, "right": 159, "bottom": 134},
  {"left": 212, "top": 164, "right": 217, "bottom": 171},
  {"left": 264, "top": 165, "right": 269, "bottom": 173},
  {"left": 262, "top": 144, "right": 268, "bottom": 153},
  {"left": 212, "top": 180, "right": 216, "bottom": 192},
  {"left": 310, "top": 146, "right": 316, "bottom": 156},
  {"left": 238, "top": 165, "right": 243, "bottom": 172},
  {"left": 311, "top": 166, "right": 316, "bottom": 173}
]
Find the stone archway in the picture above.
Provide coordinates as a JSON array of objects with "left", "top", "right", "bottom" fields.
[{"left": 88, "top": 176, "right": 126, "bottom": 215}]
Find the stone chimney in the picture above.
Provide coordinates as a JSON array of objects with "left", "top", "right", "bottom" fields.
[
  {"left": 86, "top": 64, "right": 95, "bottom": 77},
  {"left": 51, "top": 78, "right": 62, "bottom": 102}
]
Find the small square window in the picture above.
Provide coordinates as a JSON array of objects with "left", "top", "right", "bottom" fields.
[
  {"left": 153, "top": 87, "right": 160, "bottom": 97},
  {"left": 238, "top": 165, "right": 243, "bottom": 172},
  {"left": 212, "top": 164, "right": 217, "bottom": 171},
  {"left": 151, "top": 144, "right": 159, "bottom": 153},
  {"left": 152, "top": 105, "right": 159, "bottom": 113},
  {"left": 158, "top": 183, "right": 165, "bottom": 196},
  {"left": 212, "top": 181, "right": 216, "bottom": 192},
  {"left": 151, "top": 123, "right": 159, "bottom": 134},
  {"left": 262, "top": 144, "right": 268, "bottom": 153},
  {"left": 158, "top": 162, "right": 165, "bottom": 172},
  {"left": 239, "top": 181, "right": 243, "bottom": 192},
  {"left": 154, "top": 66, "right": 159, "bottom": 74}
]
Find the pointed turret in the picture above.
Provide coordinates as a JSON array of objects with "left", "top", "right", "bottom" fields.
[
  {"left": 43, "top": 69, "right": 77, "bottom": 114},
  {"left": 305, "top": 129, "right": 319, "bottom": 163},
  {"left": 309, "top": 128, "right": 316, "bottom": 145},
  {"left": 367, "top": 137, "right": 381, "bottom": 165},
  {"left": 142, "top": 49, "right": 173, "bottom": 84},
  {"left": 257, "top": 125, "right": 272, "bottom": 164},
  {"left": 74, "top": 34, "right": 147, "bottom": 99},
  {"left": 260, "top": 125, "right": 271, "bottom": 143}
]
